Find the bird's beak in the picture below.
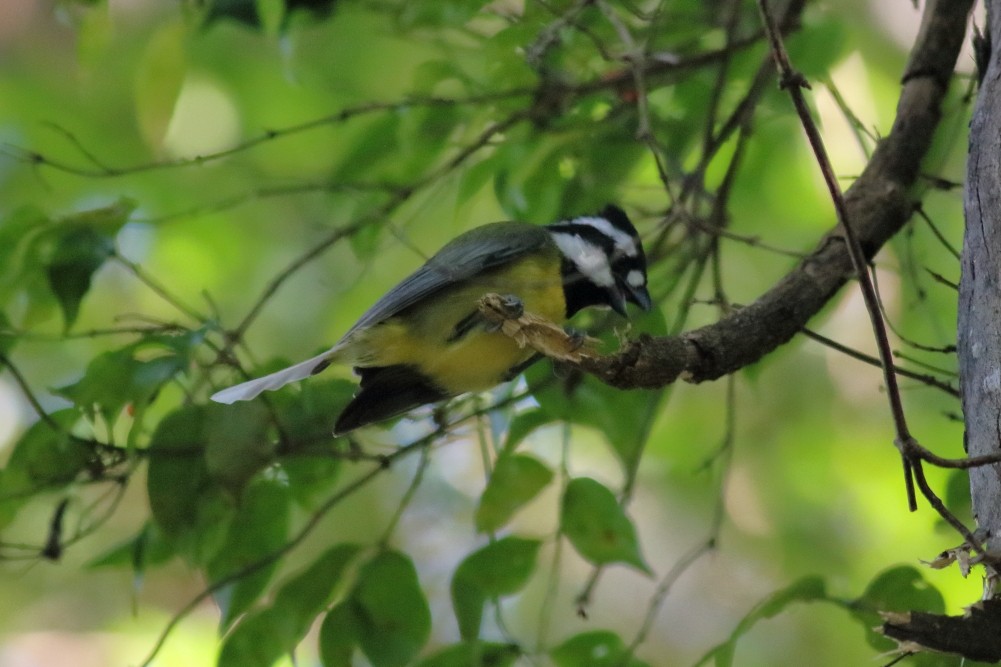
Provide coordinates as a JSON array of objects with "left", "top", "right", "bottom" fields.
[
  {"left": 609, "top": 284, "right": 652, "bottom": 317},
  {"left": 609, "top": 288, "right": 629, "bottom": 317},
  {"left": 627, "top": 284, "right": 653, "bottom": 311}
]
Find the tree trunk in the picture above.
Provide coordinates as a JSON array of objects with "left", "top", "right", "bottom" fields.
[{"left": 961, "top": 1, "right": 1001, "bottom": 571}]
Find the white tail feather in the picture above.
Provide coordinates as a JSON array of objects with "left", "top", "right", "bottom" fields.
[{"left": 210, "top": 350, "right": 335, "bottom": 404}]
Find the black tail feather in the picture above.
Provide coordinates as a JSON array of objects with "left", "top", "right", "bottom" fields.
[{"left": 334, "top": 365, "right": 449, "bottom": 434}]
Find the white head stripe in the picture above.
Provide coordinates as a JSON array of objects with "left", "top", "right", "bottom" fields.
[
  {"left": 551, "top": 231, "right": 615, "bottom": 287},
  {"left": 570, "top": 216, "right": 637, "bottom": 257},
  {"left": 627, "top": 269, "right": 645, "bottom": 288}
]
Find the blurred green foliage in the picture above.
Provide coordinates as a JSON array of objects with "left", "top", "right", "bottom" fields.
[{"left": 0, "top": 0, "right": 982, "bottom": 666}]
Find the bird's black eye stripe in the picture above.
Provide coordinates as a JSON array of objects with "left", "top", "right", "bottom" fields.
[{"left": 612, "top": 252, "right": 646, "bottom": 278}]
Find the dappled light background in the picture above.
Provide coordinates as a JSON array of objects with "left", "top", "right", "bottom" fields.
[{"left": 0, "top": 1, "right": 979, "bottom": 666}]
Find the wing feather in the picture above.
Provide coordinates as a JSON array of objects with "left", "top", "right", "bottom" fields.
[
  {"left": 338, "top": 222, "right": 552, "bottom": 341},
  {"left": 210, "top": 350, "right": 332, "bottom": 404}
]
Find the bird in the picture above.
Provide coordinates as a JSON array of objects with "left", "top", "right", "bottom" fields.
[{"left": 211, "top": 204, "right": 651, "bottom": 433}]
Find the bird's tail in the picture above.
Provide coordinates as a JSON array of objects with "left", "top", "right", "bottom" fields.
[{"left": 210, "top": 349, "right": 336, "bottom": 404}]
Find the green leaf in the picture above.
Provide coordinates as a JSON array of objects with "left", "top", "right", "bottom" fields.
[
  {"left": 216, "top": 607, "right": 288, "bottom": 667},
  {"left": 0, "top": 200, "right": 133, "bottom": 329},
  {"left": 332, "top": 114, "right": 401, "bottom": 182},
  {"left": 353, "top": 549, "right": 432, "bottom": 667},
  {"left": 87, "top": 521, "right": 174, "bottom": 571},
  {"left": 134, "top": 20, "right": 187, "bottom": 149},
  {"left": 475, "top": 453, "right": 553, "bottom": 533},
  {"left": 693, "top": 577, "right": 830, "bottom": 667},
  {"left": 500, "top": 408, "right": 554, "bottom": 455},
  {"left": 560, "top": 477, "right": 651, "bottom": 574},
  {"left": 349, "top": 220, "right": 384, "bottom": 260},
  {"left": 273, "top": 379, "right": 354, "bottom": 506},
  {"left": 399, "top": 104, "right": 460, "bottom": 177},
  {"left": 550, "top": 631, "right": 650, "bottom": 667},
  {"left": 415, "top": 641, "right": 522, "bottom": 667},
  {"left": 319, "top": 602, "right": 363, "bottom": 667},
  {"left": 219, "top": 544, "right": 362, "bottom": 667},
  {"left": 942, "top": 469, "right": 973, "bottom": 528},
  {"left": 203, "top": 0, "right": 336, "bottom": 30},
  {"left": 858, "top": 565, "right": 945, "bottom": 614},
  {"left": 0, "top": 206, "right": 54, "bottom": 313},
  {"left": 786, "top": 11, "right": 848, "bottom": 80},
  {"left": 527, "top": 305, "right": 666, "bottom": 472},
  {"left": 209, "top": 476, "right": 291, "bottom": 628},
  {"left": 147, "top": 405, "right": 211, "bottom": 540},
  {"left": 274, "top": 543, "right": 361, "bottom": 618},
  {"left": 0, "top": 310, "right": 17, "bottom": 355},
  {"left": 451, "top": 537, "right": 541, "bottom": 639},
  {"left": 850, "top": 565, "right": 945, "bottom": 654},
  {"left": 54, "top": 329, "right": 202, "bottom": 427},
  {"left": 457, "top": 156, "right": 501, "bottom": 205},
  {"left": 204, "top": 401, "right": 274, "bottom": 496},
  {"left": 0, "top": 410, "right": 88, "bottom": 529},
  {"left": 49, "top": 199, "right": 135, "bottom": 330},
  {"left": 397, "top": 0, "right": 482, "bottom": 29},
  {"left": 203, "top": 0, "right": 260, "bottom": 27}
]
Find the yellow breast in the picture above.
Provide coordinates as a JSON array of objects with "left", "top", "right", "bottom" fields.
[{"left": 358, "top": 254, "right": 565, "bottom": 394}]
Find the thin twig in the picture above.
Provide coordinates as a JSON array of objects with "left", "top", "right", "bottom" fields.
[
  {"left": 6, "top": 93, "right": 531, "bottom": 178},
  {"left": 914, "top": 204, "right": 961, "bottom": 259},
  {"left": 112, "top": 252, "right": 207, "bottom": 323},
  {"left": 230, "top": 111, "right": 528, "bottom": 342},
  {"left": 800, "top": 328, "right": 959, "bottom": 398},
  {"left": 0, "top": 353, "right": 62, "bottom": 432},
  {"left": 378, "top": 447, "right": 432, "bottom": 546},
  {"left": 755, "top": 0, "right": 917, "bottom": 511}
]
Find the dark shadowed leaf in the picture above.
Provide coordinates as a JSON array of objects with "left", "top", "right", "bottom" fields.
[
  {"left": 320, "top": 601, "right": 362, "bottom": 667},
  {"left": 209, "top": 476, "right": 291, "bottom": 628},
  {"left": 550, "top": 630, "right": 650, "bottom": 667},
  {"left": 694, "top": 577, "right": 831, "bottom": 667},
  {"left": 204, "top": 401, "right": 274, "bottom": 495},
  {"left": 218, "top": 543, "right": 361, "bottom": 667},
  {"left": 0, "top": 410, "right": 87, "bottom": 529},
  {"left": 46, "top": 199, "right": 134, "bottom": 329},
  {"left": 204, "top": 0, "right": 337, "bottom": 30},
  {"left": 146, "top": 405, "right": 211, "bottom": 541},
  {"left": 416, "top": 641, "right": 522, "bottom": 667},
  {"left": 273, "top": 379, "right": 355, "bottom": 506},
  {"left": 216, "top": 607, "right": 288, "bottom": 667},
  {"left": 851, "top": 565, "right": 946, "bottom": 658},
  {"left": 352, "top": 549, "right": 432, "bottom": 667}
]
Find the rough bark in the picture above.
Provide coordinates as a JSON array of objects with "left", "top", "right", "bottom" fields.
[
  {"left": 961, "top": 1, "right": 1001, "bottom": 563},
  {"left": 880, "top": 600, "right": 1001, "bottom": 662}
]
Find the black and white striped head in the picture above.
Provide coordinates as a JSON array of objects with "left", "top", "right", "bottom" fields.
[{"left": 547, "top": 205, "right": 652, "bottom": 318}]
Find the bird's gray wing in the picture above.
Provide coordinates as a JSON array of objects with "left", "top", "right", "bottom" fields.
[{"left": 339, "top": 222, "right": 551, "bottom": 340}]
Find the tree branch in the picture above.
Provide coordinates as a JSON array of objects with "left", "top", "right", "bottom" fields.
[{"left": 575, "top": 0, "right": 972, "bottom": 394}]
